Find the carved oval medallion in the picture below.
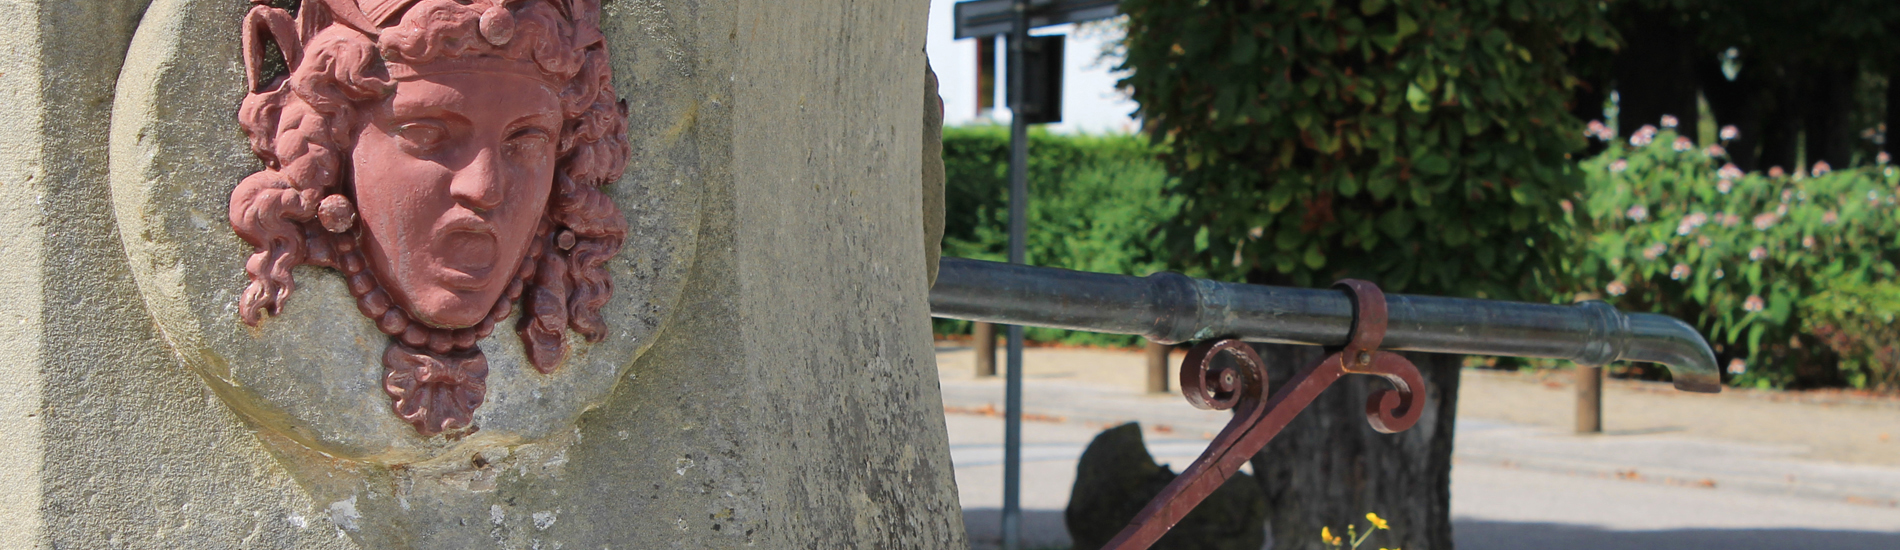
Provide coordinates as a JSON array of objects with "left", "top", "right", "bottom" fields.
[{"left": 110, "top": 0, "right": 701, "bottom": 464}]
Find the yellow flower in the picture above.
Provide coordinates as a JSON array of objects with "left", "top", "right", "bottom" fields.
[
  {"left": 1367, "top": 512, "right": 1389, "bottom": 530},
  {"left": 1321, "top": 526, "right": 1342, "bottom": 546}
]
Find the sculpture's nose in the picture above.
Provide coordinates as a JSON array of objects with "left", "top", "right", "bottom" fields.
[{"left": 449, "top": 147, "right": 505, "bottom": 212}]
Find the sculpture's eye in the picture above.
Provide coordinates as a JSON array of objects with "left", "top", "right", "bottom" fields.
[
  {"left": 395, "top": 121, "right": 448, "bottom": 154},
  {"left": 504, "top": 127, "right": 552, "bottom": 161}
]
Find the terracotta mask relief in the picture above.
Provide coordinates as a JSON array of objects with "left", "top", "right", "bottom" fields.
[{"left": 231, "top": 0, "right": 629, "bottom": 436}]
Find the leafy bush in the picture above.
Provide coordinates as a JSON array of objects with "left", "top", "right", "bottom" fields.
[
  {"left": 936, "top": 125, "right": 1180, "bottom": 347},
  {"left": 1563, "top": 122, "right": 1900, "bottom": 389},
  {"left": 1118, "top": 0, "right": 1614, "bottom": 299},
  {"left": 1802, "top": 275, "right": 1900, "bottom": 390}
]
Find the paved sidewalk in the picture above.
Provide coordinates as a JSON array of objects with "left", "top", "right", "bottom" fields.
[{"left": 937, "top": 344, "right": 1900, "bottom": 550}]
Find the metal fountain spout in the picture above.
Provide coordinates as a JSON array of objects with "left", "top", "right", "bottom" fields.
[{"left": 929, "top": 257, "right": 1721, "bottom": 393}]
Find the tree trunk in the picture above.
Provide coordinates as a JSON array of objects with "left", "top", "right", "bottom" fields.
[
  {"left": 1696, "top": 55, "right": 1766, "bottom": 171},
  {"left": 1886, "top": 67, "right": 1900, "bottom": 158},
  {"left": 1802, "top": 66, "right": 1857, "bottom": 169},
  {"left": 1246, "top": 343, "right": 1461, "bottom": 550},
  {"left": 1612, "top": 8, "right": 1700, "bottom": 137},
  {"left": 1567, "top": 42, "right": 1617, "bottom": 158},
  {"left": 1758, "top": 61, "right": 1805, "bottom": 172}
]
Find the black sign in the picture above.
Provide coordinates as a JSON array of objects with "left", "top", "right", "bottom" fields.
[
  {"left": 1007, "top": 35, "right": 1065, "bottom": 125},
  {"left": 953, "top": 0, "right": 1119, "bottom": 39}
]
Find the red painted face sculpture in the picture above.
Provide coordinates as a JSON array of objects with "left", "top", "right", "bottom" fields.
[
  {"left": 230, "top": 0, "right": 629, "bottom": 436},
  {"left": 354, "top": 73, "right": 561, "bottom": 329}
]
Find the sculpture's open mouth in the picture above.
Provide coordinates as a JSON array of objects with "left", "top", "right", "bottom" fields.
[{"left": 435, "top": 218, "right": 499, "bottom": 289}]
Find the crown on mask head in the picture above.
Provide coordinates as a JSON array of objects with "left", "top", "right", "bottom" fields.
[
  {"left": 306, "top": 0, "right": 595, "bottom": 81},
  {"left": 315, "top": 0, "right": 574, "bottom": 31},
  {"left": 358, "top": 0, "right": 434, "bottom": 25},
  {"left": 384, "top": 54, "right": 556, "bottom": 81}
]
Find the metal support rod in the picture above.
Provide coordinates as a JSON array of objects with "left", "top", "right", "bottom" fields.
[
  {"left": 1001, "top": 1, "right": 1030, "bottom": 548},
  {"left": 931, "top": 258, "right": 1723, "bottom": 393},
  {"left": 1577, "top": 365, "right": 1604, "bottom": 433}
]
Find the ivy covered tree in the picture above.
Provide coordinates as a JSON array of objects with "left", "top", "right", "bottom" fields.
[
  {"left": 1121, "top": 0, "right": 1613, "bottom": 299},
  {"left": 1117, "top": 2, "right": 1616, "bottom": 549}
]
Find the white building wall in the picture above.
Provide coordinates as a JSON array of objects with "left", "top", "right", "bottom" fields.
[{"left": 924, "top": 0, "right": 1141, "bottom": 134}]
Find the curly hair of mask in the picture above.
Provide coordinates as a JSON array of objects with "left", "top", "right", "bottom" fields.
[{"left": 232, "top": 0, "right": 629, "bottom": 368}]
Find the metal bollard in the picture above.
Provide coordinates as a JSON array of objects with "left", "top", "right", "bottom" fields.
[
  {"left": 1144, "top": 340, "right": 1169, "bottom": 393},
  {"left": 975, "top": 321, "right": 998, "bottom": 378},
  {"left": 1577, "top": 365, "right": 1604, "bottom": 433}
]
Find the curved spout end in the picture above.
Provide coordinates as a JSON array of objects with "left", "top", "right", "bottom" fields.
[
  {"left": 1621, "top": 313, "right": 1723, "bottom": 394},
  {"left": 1673, "top": 379, "right": 1724, "bottom": 393}
]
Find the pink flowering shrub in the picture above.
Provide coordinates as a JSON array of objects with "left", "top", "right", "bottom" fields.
[{"left": 1560, "top": 125, "right": 1900, "bottom": 389}]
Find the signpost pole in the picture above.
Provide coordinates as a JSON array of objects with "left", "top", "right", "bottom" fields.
[
  {"left": 1001, "top": 0, "right": 1030, "bottom": 548},
  {"left": 952, "top": 2, "right": 1120, "bottom": 546}
]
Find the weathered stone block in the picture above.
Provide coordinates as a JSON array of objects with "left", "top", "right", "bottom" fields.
[{"left": 1, "top": 0, "right": 960, "bottom": 547}]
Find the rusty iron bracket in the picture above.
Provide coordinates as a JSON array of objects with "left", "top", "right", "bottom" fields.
[{"left": 1102, "top": 279, "right": 1425, "bottom": 550}]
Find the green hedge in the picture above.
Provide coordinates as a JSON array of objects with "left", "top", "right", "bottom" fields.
[
  {"left": 934, "top": 121, "right": 1900, "bottom": 389},
  {"left": 936, "top": 125, "right": 1180, "bottom": 347},
  {"left": 1563, "top": 122, "right": 1900, "bottom": 389}
]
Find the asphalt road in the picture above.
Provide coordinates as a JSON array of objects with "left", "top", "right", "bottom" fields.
[{"left": 935, "top": 344, "right": 1900, "bottom": 550}]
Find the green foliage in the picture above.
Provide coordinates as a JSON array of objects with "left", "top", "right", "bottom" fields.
[
  {"left": 1118, "top": 0, "right": 1615, "bottom": 299},
  {"left": 1801, "top": 275, "right": 1900, "bottom": 391},
  {"left": 1563, "top": 126, "right": 1900, "bottom": 389},
  {"left": 937, "top": 126, "right": 1181, "bottom": 347}
]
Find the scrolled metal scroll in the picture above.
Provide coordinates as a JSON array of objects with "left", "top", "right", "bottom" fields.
[
  {"left": 1178, "top": 339, "right": 1267, "bottom": 412},
  {"left": 1103, "top": 279, "right": 1428, "bottom": 550},
  {"left": 1349, "top": 352, "right": 1425, "bottom": 434},
  {"left": 1333, "top": 279, "right": 1423, "bottom": 434}
]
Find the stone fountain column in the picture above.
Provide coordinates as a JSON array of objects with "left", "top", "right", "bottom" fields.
[{"left": 0, "top": 0, "right": 960, "bottom": 548}]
